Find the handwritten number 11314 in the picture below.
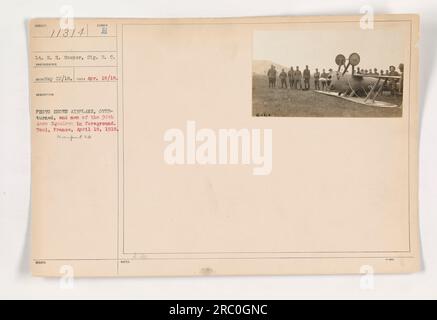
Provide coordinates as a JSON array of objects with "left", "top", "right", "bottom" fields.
[{"left": 50, "top": 27, "right": 85, "bottom": 38}]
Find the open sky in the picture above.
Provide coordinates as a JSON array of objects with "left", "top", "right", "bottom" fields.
[{"left": 253, "top": 22, "right": 409, "bottom": 72}]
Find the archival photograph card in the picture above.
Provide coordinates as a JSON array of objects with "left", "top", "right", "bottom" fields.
[{"left": 29, "top": 15, "right": 420, "bottom": 277}]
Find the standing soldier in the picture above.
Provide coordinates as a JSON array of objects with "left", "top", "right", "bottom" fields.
[
  {"left": 373, "top": 68, "right": 379, "bottom": 75},
  {"left": 321, "top": 68, "right": 328, "bottom": 90},
  {"left": 380, "top": 69, "right": 384, "bottom": 76},
  {"left": 267, "top": 65, "right": 277, "bottom": 88},
  {"left": 288, "top": 67, "right": 294, "bottom": 89},
  {"left": 294, "top": 66, "right": 302, "bottom": 90},
  {"left": 398, "top": 63, "right": 404, "bottom": 94},
  {"left": 279, "top": 69, "right": 288, "bottom": 89},
  {"left": 357, "top": 67, "right": 361, "bottom": 74},
  {"left": 314, "top": 68, "right": 320, "bottom": 90},
  {"left": 388, "top": 65, "right": 400, "bottom": 96},
  {"left": 303, "top": 65, "right": 311, "bottom": 90}
]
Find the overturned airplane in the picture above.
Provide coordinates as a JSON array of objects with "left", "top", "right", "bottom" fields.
[{"left": 316, "top": 53, "right": 402, "bottom": 108}]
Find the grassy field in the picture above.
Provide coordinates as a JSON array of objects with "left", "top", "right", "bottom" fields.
[{"left": 252, "top": 75, "right": 402, "bottom": 117}]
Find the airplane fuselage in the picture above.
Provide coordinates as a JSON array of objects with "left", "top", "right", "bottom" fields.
[{"left": 328, "top": 71, "right": 379, "bottom": 95}]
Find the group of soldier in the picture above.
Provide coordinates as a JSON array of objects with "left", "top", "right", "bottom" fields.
[
  {"left": 359, "top": 64, "right": 404, "bottom": 95},
  {"left": 267, "top": 65, "right": 331, "bottom": 91},
  {"left": 266, "top": 63, "right": 404, "bottom": 94},
  {"left": 356, "top": 64, "right": 403, "bottom": 77}
]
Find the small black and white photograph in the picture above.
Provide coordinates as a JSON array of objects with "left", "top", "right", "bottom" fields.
[{"left": 252, "top": 25, "right": 407, "bottom": 117}]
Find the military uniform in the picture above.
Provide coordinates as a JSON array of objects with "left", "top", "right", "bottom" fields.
[
  {"left": 398, "top": 63, "right": 404, "bottom": 94},
  {"left": 294, "top": 69, "right": 302, "bottom": 89},
  {"left": 388, "top": 67, "right": 400, "bottom": 96},
  {"left": 320, "top": 70, "right": 328, "bottom": 90},
  {"left": 314, "top": 70, "right": 320, "bottom": 90},
  {"left": 303, "top": 68, "right": 311, "bottom": 90},
  {"left": 279, "top": 70, "right": 288, "bottom": 88},
  {"left": 267, "top": 67, "right": 277, "bottom": 88},
  {"left": 288, "top": 68, "right": 294, "bottom": 89}
]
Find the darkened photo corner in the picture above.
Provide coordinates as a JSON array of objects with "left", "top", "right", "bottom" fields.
[{"left": 252, "top": 26, "right": 406, "bottom": 117}]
